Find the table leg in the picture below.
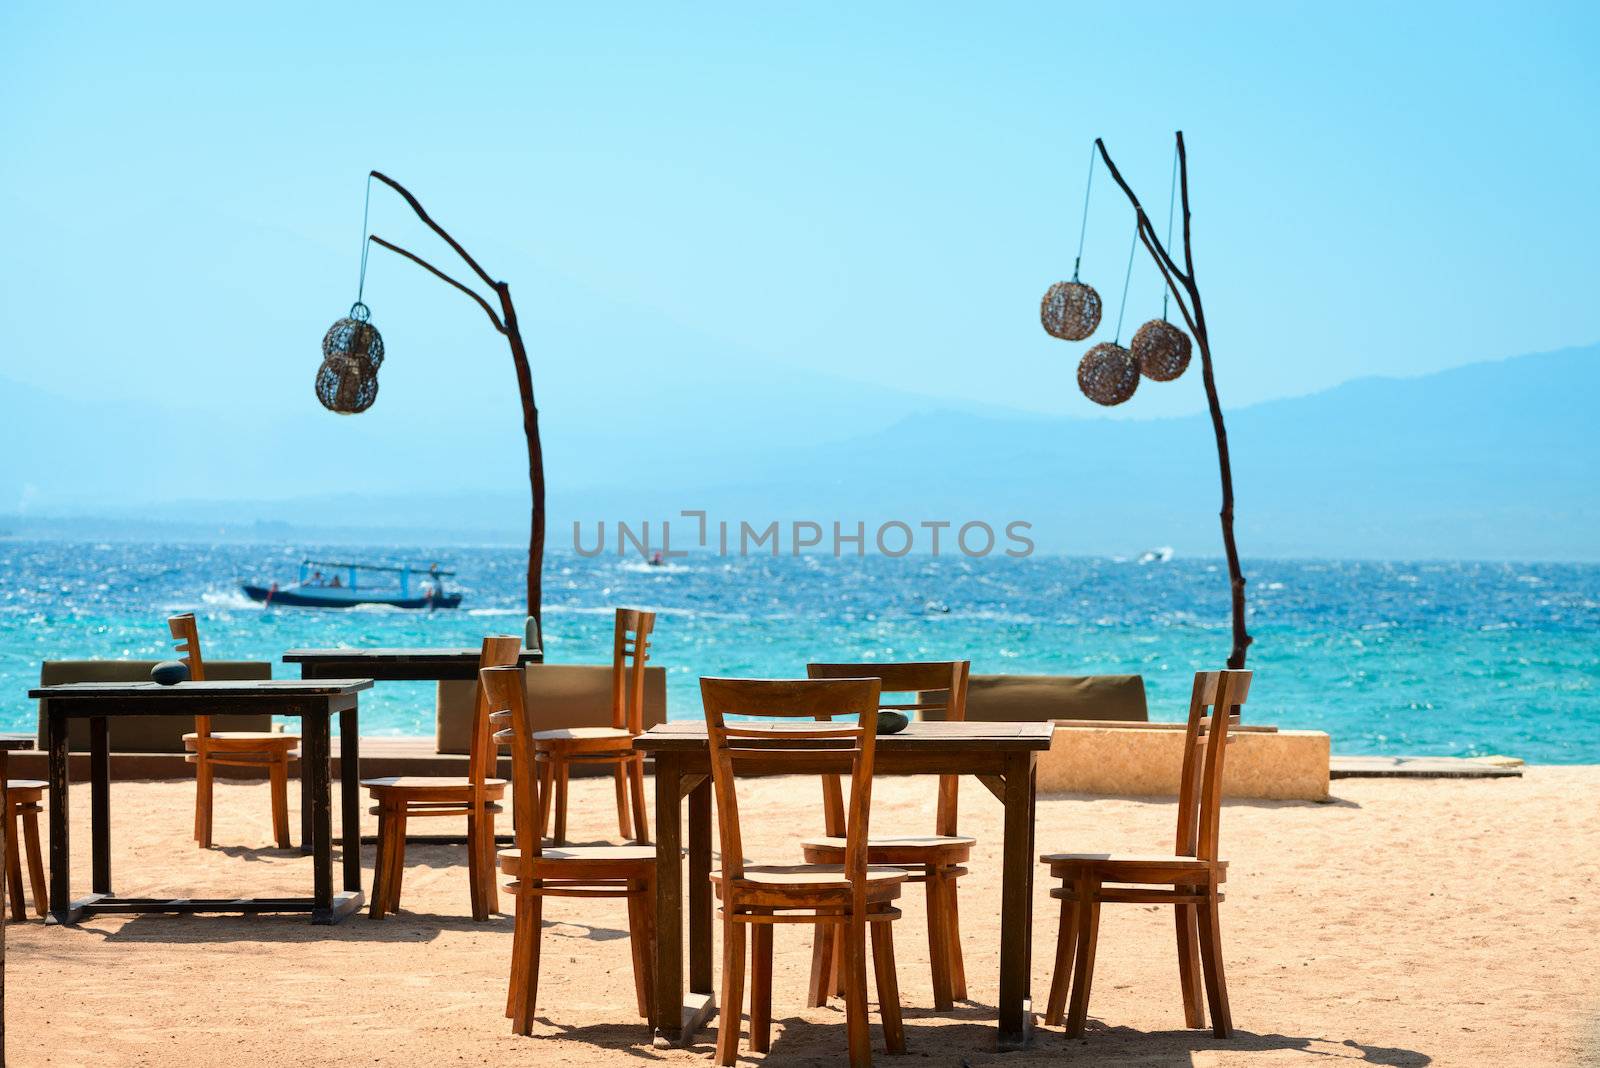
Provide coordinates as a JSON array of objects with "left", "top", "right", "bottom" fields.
[
  {"left": 688, "top": 775, "right": 714, "bottom": 995},
  {"left": 47, "top": 711, "right": 72, "bottom": 925},
  {"left": 306, "top": 710, "right": 333, "bottom": 922},
  {"left": 298, "top": 666, "right": 314, "bottom": 854},
  {"left": 650, "top": 753, "right": 685, "bottom": 1048},
  {"left": 2, "top": 748, "right": 9, "bottom": 1061},
  {"left": 997, "top": 752, "right": 1038, "bottom": 1050},
  {"left": 339, "top": 706, "right": 362, "bottom": 894},
  {"left": 91, "top": 716, "right": 111, "bottom": 894}
]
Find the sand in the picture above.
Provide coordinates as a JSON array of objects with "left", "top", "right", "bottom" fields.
[{"left": 7, "top": 766, "right": 1599, "bottom": 1067}]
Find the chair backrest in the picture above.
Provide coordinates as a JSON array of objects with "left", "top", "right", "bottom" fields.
[
  {"left": 482, "top": 664, "right": 545, "bottom": 864},
  {"left": 807, "top": 661, "right": 970, "bottom": 837},
  {"left": 1174, "top": 670, "right": 1252, "bottom": 862},
  {"left": 168, "top": 613, "right": 210, "bottom": 738},
  {"left": 467, "top": 636, "right": 525, "bottom": 794},
  {"left": 700, "top": 677, "right": 882, "bottom": 901},
  {"left": 611, "top": 608, "right": 656, "bottom": 734}
]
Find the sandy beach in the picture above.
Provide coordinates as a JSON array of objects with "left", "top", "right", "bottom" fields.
[{"left": 8, "top": 766, "right": 1598, "bottom": 1067}]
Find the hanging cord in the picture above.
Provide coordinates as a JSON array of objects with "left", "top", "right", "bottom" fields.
[
  {"left": 1071, "top": 142, "right": 1096, "bottom": 281},
  {"left": 1113, "top": 218, "right": 1138, "bottom": 343},
  {"left": 1162, "top": 142, "right": 1178, "bottom": 321},
  {"left": 352, "top": 173, "right": 374, "bottom": 320}
]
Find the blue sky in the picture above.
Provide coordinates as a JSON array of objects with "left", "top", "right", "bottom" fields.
[{"left": 2, "top": 1, "right": 1596, "bottom": 437}]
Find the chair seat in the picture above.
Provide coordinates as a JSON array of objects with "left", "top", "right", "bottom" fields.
[
  {"left": 801, "top": 833, "right": 976, "bottom": 866},
  {"left": 1041, "top": 851, "right": 1227, "bottom": 884},
  {"left": 5, "top": 780, "right": 46, "bottom": 796},
  {"left": 531, "top": 726, "right": 636, "bottom": 753},
  {"left": 184, "top": 732, "right": 299, "bottom": 749},
  {"left": 712, "top": 863, "right": 908, "bottom": 896},
  {"left": 363, "top": 775, "right": 507, "bottom": 798},
  {"left": 498, "top": 844, "right": 656, "bottom": 880}
]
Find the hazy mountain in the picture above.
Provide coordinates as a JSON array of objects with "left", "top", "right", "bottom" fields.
[{"left": 3, "top": 345, "right": 1596, "bottom": 560}]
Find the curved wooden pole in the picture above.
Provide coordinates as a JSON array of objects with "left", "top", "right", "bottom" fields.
[
  {"left": 1093, "top": 133, "right": 1251, "bottom": 668},
  {"left": 364, "top": 176, "right": 545, "bottom": 625}
]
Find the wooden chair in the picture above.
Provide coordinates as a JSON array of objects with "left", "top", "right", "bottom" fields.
[
  {"left": 1040, "top": 669, "right": 1252, "bottom": 1039},
  {"left": 4, "top": 780, "right": 46, "bottom": 920},
  {"left": 702, "top": 676, "right": 907, "bottom": 1067},
  {"left": 170, "top": 614, "right": 299, "bottom": 849},
  {"left": 801, "top": 661, "right": 973, "bottom": 1011},
  {"left": 364, "top": 635, "right": 523, "bottom": 920},
  {"left": 483, "top": 665, "right": 657, "bottom": 1035},
  {"left": 533, "top": 608, "right": 655, "bottom": 844}
]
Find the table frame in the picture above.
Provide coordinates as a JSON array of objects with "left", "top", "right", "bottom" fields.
[
  {"left": 283, "top": 647, "right": 541, "bottom": 682},
  {"left": 636, "top": 721, "right": 1052, "bottom": 1052},
  {"left": 31, "top": 681, "right": 372, "bottom": 926}
]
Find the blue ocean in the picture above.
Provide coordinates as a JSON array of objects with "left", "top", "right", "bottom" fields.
[{"left": 2, "top": 541, "right": 1596, "bottom": 763}]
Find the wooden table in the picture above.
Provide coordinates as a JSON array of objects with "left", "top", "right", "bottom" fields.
[
  {"left": 29, "top": 680, "right": 373, "bottom": 926},
  {"left": 635, "top": 720, "right": 1054, "bottom": 1052},
  {"left": 283, "top": 647, "right": 542, "bottom": 681},
  {"left": 1, "top": 738, "right": 34, "bottom": 1064}
]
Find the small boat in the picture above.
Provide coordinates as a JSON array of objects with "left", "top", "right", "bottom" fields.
[
  {"left": 242, "top": 559, "right": 463, "bottom": 610},
  {"left": 1137, "top": 546, "right": 1175, "bottom": 565}
]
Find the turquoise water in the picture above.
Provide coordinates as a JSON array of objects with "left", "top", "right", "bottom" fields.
[{"left": 2, "top": 541, "right": 1596, "bottom": 762}]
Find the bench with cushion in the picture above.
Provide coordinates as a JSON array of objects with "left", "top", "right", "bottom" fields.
[
  {"left": 434, "top": 664, "right": 667, "bottom": 756},
  {"left": 920, "top": 673, "right": 1149, "bottom": 724}
]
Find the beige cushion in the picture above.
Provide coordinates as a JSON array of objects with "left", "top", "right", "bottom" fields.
[
  {"left": 924, "top": 673, "right": 1148, "bottom": 724},
  {"left": 37, "top": 660, "right": 274, "bottom": 752},
  {"left": 435, "top": 664, "right": 667, "bottom": 755}
]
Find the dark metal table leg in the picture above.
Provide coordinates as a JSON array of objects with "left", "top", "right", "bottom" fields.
[
  {"left": 997, "top": 752, "right": 1038, "bottom": 1050},
  {"left": 650, "top": 753, "right": 685, "bottom": 1047},
  {"left": 339, "top": 705, "right": 362, "bottom": 894},
  {"left": 306, "top": 709, "right": 333, "bottom": 922},
  {"left": 47, "top": 711, "right": 72, "bottom": 925},
  {"left": 90, "top": 716, "right": 111, "bottom": 894}
]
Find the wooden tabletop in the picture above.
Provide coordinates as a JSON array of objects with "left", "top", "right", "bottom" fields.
[
  {"left": 635, "top": 720, "right": 1054, "bottom": 752},
  {"left": 29, "top": 679, "right": 375, "bottom": 699},
  {"left": 282, "top": 647, "right": 540, "bottom": 663},
  {"left": 0, "top": 738, "right": 33, "bottom": 751}
]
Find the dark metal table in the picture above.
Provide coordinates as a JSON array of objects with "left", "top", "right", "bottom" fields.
[
  {"left": 1, "top": 737, "right": 34, "bottom": 1063},
  {"left": 634, "top": 720, "right": 1054, "bottom": 1052},
  {"left": 283, "top": 647, "right": 541, "bottom": 681},
  {"left": 29, "top": 680, "right": 373, "bottom": 926}
]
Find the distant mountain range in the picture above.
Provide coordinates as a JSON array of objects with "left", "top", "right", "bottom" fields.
[{"left": 3, "top": 345, "right": 1596, "bottom": 560}]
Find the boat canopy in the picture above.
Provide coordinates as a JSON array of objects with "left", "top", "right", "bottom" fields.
[{"left": 296, "top": 559, "right": 453, "bottom": 596}]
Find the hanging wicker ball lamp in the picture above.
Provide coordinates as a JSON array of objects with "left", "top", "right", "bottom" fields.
[
  {"left": 1040, "top": 280, "right": 1102, "bottom": 341},
  {"left": 1077, "top": 341, "right": 1139, "bottom": 406},
  {"left": 1130, "top": 318, "right": 1192, "bottom": 382},
  {"left": 315, "top": 303, "right": 383, "bottom": 414}
]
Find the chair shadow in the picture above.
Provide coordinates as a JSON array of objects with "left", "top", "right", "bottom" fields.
[
  {"left": 86, "top": 910, "right": 629, "bottom": 945},
  {"left": 511, "top": 1019, "right": 665, "bottom": 1061},
  {"left": 1039, "top": 1020, "right": 1431, "bottom": 1065},
  {"left": 1041, "top": 791, "right": 1363, "bottom": 811}
]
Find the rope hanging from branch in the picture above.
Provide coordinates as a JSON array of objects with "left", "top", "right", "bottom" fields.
[
  {"left": 1040, "top": 142, "right": 1104, "bottom": 341},
  {"left": 315, "top": 174, "right": 384, "bottom": 414},
  {"left": 1077, "top": 217, "right": 1141, "bottom": 406},
  {"left": 1131, "top": 143, "right": 1193, "bottom": 382}
]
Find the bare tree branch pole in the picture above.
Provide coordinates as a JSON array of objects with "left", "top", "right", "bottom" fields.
[
  {"left": 365, "top": 176, "right": 546, "bottom": 626},
  {"left": 367, "top": 235, "right": 506, "bottom": 334},
  {"left": 1094, "top": 132, "right": 1251, "bottom": 668}
]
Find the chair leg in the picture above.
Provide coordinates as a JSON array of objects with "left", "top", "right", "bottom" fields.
[
  {"left": 750, "top": 913, "right": 773, "bottom": 1053},
  {"left": 1197, "top": 893, "right": 1232, "bottom": 1038},
  {"left": 807, "top": 919, "right": 836, "bottom": 1006},
  {"left": 504, "top": 870, "right": 525, "bottom": 1018},
  {"left": 629, "top": 755, "right": 650, "bottom": 844},
  {"left": 386, "top": 810, "right": 408, "bottom": 913},
  {"left": 626, "top": 881, "right": 654, "bottom": 1019},
  {"left": 1175, "top": 901, "right": 1206, "bottom": 1029},
  {"left": 613, "top": 762, "right": 634, "bottom": 841},
  {"left": 716, "top": 918, "right": 747, "bottom": 1066},
  {"left": 925, "top": 872, "right": 954, "bottom": 1010},
  {"left": 871, "top": 915, "right": 906, "bottom": 1054},
  {"left": 269, "top": 757, "right": 291, "bottom": 849},
  {"left": 510, "top": 889, "right": 543, "bottom": 1035},
  {"left": 552, "top": 759, "right": 570, "bottom": 845},
  {"left": 946, "top": 874, "right": 967, "bottom": 1000},
  {"left": 467, "top": 807, "right": 486, "bottom": 922},
  {"left": 4, "top": 803, "right": 23, "bottom": 922},
  {"left": 194, "top": 753, "right": 214, "bottom": 848},
  {"left": 842, "top": 915, "right": 872, "bottom": 1067},
  {"left": 1045, "top": 889, "right": 1080, "bottom": 1026},
  {"left": 482, "top": 809, "right": 499, "bottom": 917},
  {"left": 536, "top": 757, "right": 554, "bottom": 838},
  {"left": 1065, "top": 876, "right": 1102, "bottom": 1039},
  {"left": 22, "top": 806, "right": 46, "bottom": 919},
  {"left": 370, "top": 806, "right": 391, "bottom": 919}
]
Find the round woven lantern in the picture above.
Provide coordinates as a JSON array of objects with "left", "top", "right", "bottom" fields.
[
  {"left": 1077, "top": 342, "right": 1139, "bottom": 406},
  {"left": 1040, "top": 281, "right": 1102, "bottom": 341},
  {"left": 315, "top": 303, "right": 384, "bottom": 414},
  {"left": 1130, "top": 318, "right": 1192, "bottom": 382}
]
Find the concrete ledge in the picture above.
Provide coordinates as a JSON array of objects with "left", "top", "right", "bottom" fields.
[
  {"left": 1038, "top": 723, "right": 1331, "bottom": 801},
  {"left": 1330, "top": 755, "right": 1523, "bottom": 780}
]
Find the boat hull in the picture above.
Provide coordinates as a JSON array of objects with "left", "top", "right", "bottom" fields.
[{"left": 241, "top": 584, "right": 462, "bottom": 610}]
